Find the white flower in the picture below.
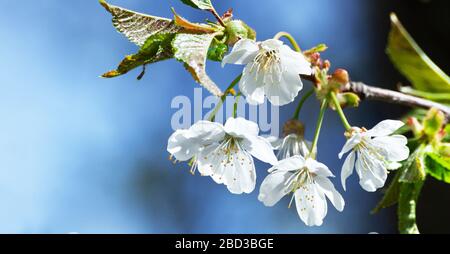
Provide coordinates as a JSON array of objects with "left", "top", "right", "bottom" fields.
[
  {"left": 275, "top": 134, "right": 311, "bottom": 160},
  {"left": 222, "top": 39, "right": 312, "bottom": 106},
  {"left": 258, "top": 155, "right": 344, "bottom": 227},
  {"left": 167, "top": 118, "right": 278, "bottom": 194},
  {"left": 339, "top": 120, "right": 410, "bottom": 192}
]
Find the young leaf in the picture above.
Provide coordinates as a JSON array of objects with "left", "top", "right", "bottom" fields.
[
  {"left": 425, "top": 152, "right": 450, "bottom": 183},
  {"left": 399, "top": 145, "right": 427, "bottom": 183},
  {"left": 387, "top": 13, "right": 450, "bottom": 93},
  {"left": 100, "top": 0, "right": 182, "bottom": 47},
  {"left": 398, "top": 180, "right": 424, "bottom": 234},
  {"left": 172, "top": 8, "right": 219, "bottom": 34},
  {"left": 180, "top": 0, "right": 214, "bottom": 10},
  {"left": 423, "top": 108, "right": 445, "bottom": 138},
  {"left": 372, "top": 171, "right": 401, "bottom": 214},
  {"left": 303, "top": 44, "right": 328, "bottom": 55},
  {"left": 102, "top": 33, "right": 175, "bottom": 78},
  {"left": 172, "top": 33, "right": 223, "bottom": 96}
]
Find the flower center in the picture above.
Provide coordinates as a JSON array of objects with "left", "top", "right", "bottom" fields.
[
  {"left": 249, "top": 48, "right": 283, "bottom": 85},
  {"left": 286, "top": 167, "right": 315, "bottom": 209},
  {"left": 356, "top": 139, "right": 389, "bottom": 171}
]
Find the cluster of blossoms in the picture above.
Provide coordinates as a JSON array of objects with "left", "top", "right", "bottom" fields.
[{"left": 168, "top": 38, "right": 410, "bottom": 226}]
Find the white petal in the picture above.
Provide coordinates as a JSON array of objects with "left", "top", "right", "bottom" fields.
[
  {"left": 222, "top": 150, "right": 256, "bottom": 194},
  {"left": 258, "top": 170, "right": 294, "bottom": 206},
  {"left": 167, "top": 129, "right": 200, "bottom": 161},
  {"left": 260, "top": 39, "right": 284, "bottom": 50},
  {"left": 315, "top": 177, "right": 345, "bottom": 212},
  {"left": 264, "top": 66, "right": 303, "bottom": 106},
  {"left": 188, "top": 120, "right": 226, "bottom": 143},
  {"left": 242, "top": 136, "right": 278, "bottom": 165},
  {"left": 355, "top": 152, "right": 387, "bottom": 192},
  {"left": 365, "top": 120, "right": 404, "bottom": 137},
  {"left": 197, "top": 141, "right": 257, "bottom": 194},
  {"left": 265, "top": 135, "right": 282, "bottom": 150},
  {"left": 222, "top": 39, "right": 258, "bottom": 66},
  {"left": 239, "top": 64, "right": 266, "bottom": 105},
  {"left": 224, "top": 117, "right": 259, "bottom": 138},
  {"left": 279, "top": 45, "right": 312, "bottom": 75},
  {"left": 167, "top": 121, "right": 225, "bottom": 161},
  {"left": 271, "top": 155, "right": 305, "bottom": 172},
  {"left": 370, "top": 135, "right": 409, "bottom": 162},
  {"left": 338, "top": 133, "right": 362, "bottom": 159},
  {"left": 341, "top": 151, "right": 356, "bottom": 191},
  {"left": 295, "top": 183, "right": 327, "bottom": 227},
  {"left": 197, "top": 143, "right": 222, "bottom": 178},
  {"left": 305, "top": 158, "right": 334, "bottom": 177}
]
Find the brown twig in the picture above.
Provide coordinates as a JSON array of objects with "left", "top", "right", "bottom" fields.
[
  {"left": 345, "top": 82, "right": 450, "bottom": 119},
  {"left": 300, "top": 74, "right": 450, "bottom": 119},
  {"left": 210, "top": 9, "right": 226, "bottom": 27}
]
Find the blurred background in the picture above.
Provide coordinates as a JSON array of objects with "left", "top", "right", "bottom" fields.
[{"left": 0, "top": 0, "right": 448, "bottom": 233}]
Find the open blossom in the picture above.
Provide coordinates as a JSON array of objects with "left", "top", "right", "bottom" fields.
[
  {"left": 259, "top": 155, "right": 344, "bottom": 227},
  {"left": 339, "top": 120, "right": 410, "bottom": 192},
  {"left": 168, "top": 118, "right": 278, "bottom": 194},
  {"left": 222, "top": 38, "right": 312, "bottom": 106}
]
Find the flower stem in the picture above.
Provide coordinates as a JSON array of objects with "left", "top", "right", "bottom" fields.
[
  {"left": 209, "top": 74, "right": 242, "bottom": 121},
  {"left": 292, "top": 88, "right": 315, "bottom": 120},
  {"left": 329, "top": 92, "right": 352, "bottom": 131},
  {"left": 233, "top": 92, "right": 242, "bottom": 118},
  {"left": 210, "top": 8, "right": 226, "bottom": 27},
  {"left": 310, "top": 99, "right": 328, "bottom": 158},
  {"left": 274, "top": 32, "right": 302, "bottom": 52}
]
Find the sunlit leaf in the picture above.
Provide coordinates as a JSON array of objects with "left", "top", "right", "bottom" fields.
[
  {"left": 100, "top": 0, "right": 182, "bottom": 47},
  {"left": 173, "top": 33, "right": 223, "bottom": 96},
  {"left": 303, "top": 44, "right": 328, "bottom": 55},
  {"left": 398, "top": 180, "right": 424, "bottom": 234},
  {"left": 172, "top": 8, "right": 219, "bottom": 33},
  {"left": 399, "top": 87, "right": 450, "bottom": 104},
  {"left": 102, "top": 33, "right": 175, "bottom": 78},
  {"left": 180, "top": 0, "right": 214, "bottom": 10},
  {"left": 387, "top": 13, "right": 450, "bottom": 93},
  {"left": 399, "top": 145, "right": 427, "bottom": 183},
  {"left": 425, "top": 152, "right": 450, "bottom": 184}
]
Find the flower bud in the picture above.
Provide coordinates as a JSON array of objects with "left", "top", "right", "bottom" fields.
[
  {"left": 335, "top": 92, "right": 360, "bottom": 108},
  {"left": 407, "top": 117, "right": 424, "bottom": 137},
  {"left": 283, "top": 119, "right": 305, "bottom": 137},
  {"left": 331, "top": 69, "right": 349, "bottom": 85},
  {"left": 423, "top": 108, "right": 445, "bottom": 140},
  {"left": 225, "top": 20, "right": 256, "bottom": 45}
]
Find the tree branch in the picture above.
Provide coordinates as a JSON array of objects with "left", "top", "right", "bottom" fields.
[{"left": 343, "top": 82, "right": 450, "bottom": 119}]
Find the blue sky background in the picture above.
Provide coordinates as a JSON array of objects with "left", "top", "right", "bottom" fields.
[{"left": 0, "top": 0, "right": 438, "bottom": 233}]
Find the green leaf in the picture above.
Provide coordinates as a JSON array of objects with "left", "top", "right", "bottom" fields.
[
  {"left": 398, "top": 180, "right": 424, "bottom": 234},
  {"left": 102, "top": 33, "right": 175, "bottom": 78},
  {"left": 425, "top": 152, "right": 450, "bottom": 183},
  {"left": 399, "top": 87, "right": 450, "bottom": 104},
  {"left": 304, "top": 44, "right": 328, "bottom": 55},
  {"left": 372, "top": 171, "right": 401, "bottom": 214},
  {"left": 387, "top": 13, "right": 450, "bottom": 93},
  {"left": 180, "top": 0, "right": 214, "bottom": 10},
  {"left": 399, "top": 145, "right": 427, "bottom": 183},
  {"left": 172, "top": 33, "right": 223, "bottom": 96},
  {"left": 100, "top": 0, "right": 182, "bottom": 47}
]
